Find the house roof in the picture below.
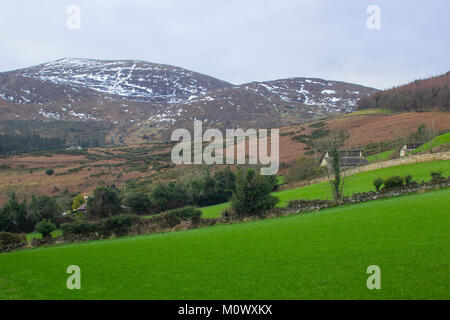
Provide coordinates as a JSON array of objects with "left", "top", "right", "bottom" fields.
[
  {"left": 403, "top": 143, "right": 423, "bottom": 149},
  {"left": 77, "top": 203, "right": 87, "bottom": 211},
  {"left": 323, "top": 148, "right": 363, "bottom": 153},
  {"left": 341, "top": 157, "right": 369, "bottom": 166}
]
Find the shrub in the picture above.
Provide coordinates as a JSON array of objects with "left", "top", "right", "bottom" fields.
[
  {"left": 124, "top": 192, "right": 152, "bottom": 215},
  {"left": 36, "top": 219, "right": 56, "bottom": 238},
  {"left": 100, "top": 214, "right": 139, "bottom": 236},
  {"left": 146, "top": 168, "right": 237, "bottom": 212},
  {"left": 404, "top": 174, "right": 413, "bottom": 185},
  {"left": 61, "top": 220, "right": 99, "bottom": 235},
  {"left": 384, "top": 176, "right": 404, "bottom": 189},
  {"left": 231, "top": 168, "right": 279, "bottom": 217},
  {"left": 0, "top": 193, "right": 30, "bottom": 233},
  {"left": 0, "top": 232, "right": 26, "bottom": 252},
  {"left": 373, "top": 178, "right": 384, "bottom": 191},
  {"left": 28, "top": 195, "right": 61, "bottom": 227},
  {"left": 151, "top": 182, "right": 188, "bottom": 212},
  {"left": 87, "top": 185, "right": 122, "bottom": 218},
  {"left": 166, "top": 207, "right": 202, "bottom": 220},
  {"left": 430, "top": 170, "right": 446, "bottom": 183},
  {"left": 212, "top": 167, "right": 236, "bottom": 203},
  {"left": 45, "top": 169, "right": 54, "bottom": 176}
]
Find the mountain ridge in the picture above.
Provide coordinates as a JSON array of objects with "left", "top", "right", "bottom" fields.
[{"left": 0, "top": 58, "right": 378, "bottom": 143}]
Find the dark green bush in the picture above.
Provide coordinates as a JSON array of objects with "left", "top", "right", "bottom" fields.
[
  {"left": 100, "top": 214, "right": 139, "bottom": 236},
  {"left": 148, "top": 168, "right": 237, "bottom": 212},
  {"left": 61, "top": 220, "right": 99, "bottom": 235},
  {"left": 212, "top": 167, "right": 236, "bottom": 203},
  {"left": 28, "top": 195, "right": 61, "bottom": 227},
  {"left": 166, "top": 207, "right": 202, "bottom": 220},
  {"left": 36, "top": 219, "right": 56, "bottom": 238},
  {"left": 87, "top": 185, "right": 122, "bottom": 218},
  {"left": 124, "top": 192, "right": 152, "bottom": 215},
  {"left": 231, "top": 168, "right": 279, "bottom": 217},
  {"left": 0, "top": 193, "right": 30, "bottom": 233},
  {"left": 45, "top": 169, "right": 54, "bottom": 176},
  {"left": 373, "top": 178, "right": 384, "bottom": 191},
  {"left": 384, "top": 176, "right": 404, "bottom": 189},
  {"left": 151, "top": 182, "right": 188, "bottom": 212},
  {"left": 430, "top": 170, "right": 446, "bottom": 183}
]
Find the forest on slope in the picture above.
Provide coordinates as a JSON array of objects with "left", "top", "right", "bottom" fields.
[{"left": 358, "top": 72, "right": 449, "bottom": 112}]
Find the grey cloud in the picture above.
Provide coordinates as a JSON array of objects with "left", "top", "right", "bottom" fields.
[{"left": 0, "top": 0, "right": 448, "bottom": 89}]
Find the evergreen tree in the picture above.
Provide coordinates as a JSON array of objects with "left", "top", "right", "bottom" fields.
[
  {"left": 231, "top": 168, "right": 278, "bottom": 217},
  {"left": 87, "top": 186, "right": 121, "bottom": 218}
]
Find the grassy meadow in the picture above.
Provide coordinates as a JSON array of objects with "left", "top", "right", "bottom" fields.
[
  {"left": 366, "top": 149, "right": 396, "bottom": 163},
  {"left": 410, "top": 132, "right": 450, "bottom": 154},
  {"left": 1, "top": 189, "right": 448, "bottom": 299}
]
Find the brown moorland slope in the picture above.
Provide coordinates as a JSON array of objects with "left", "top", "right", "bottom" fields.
[
  {"left": 277, "top": 111, "right": 450, "bottom": 162},
  {"left": 0, "top": 111, "right": 449, "bottom": 206},
  {"left": 326, "top": 112, "right": 450, "bottom": 147}
]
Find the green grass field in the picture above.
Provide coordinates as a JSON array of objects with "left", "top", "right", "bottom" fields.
[
  {"left": 1, "top": 189, "right": 448, "bottom": 299},
  {"left": 366, "top": 149, "right": 396, "bottom": 163},
  {"left": 201, "top": 160, "right": 450, "bottom": 218},
  {"left": 411, "top": 132, "right": 450, "bottom": 154}
]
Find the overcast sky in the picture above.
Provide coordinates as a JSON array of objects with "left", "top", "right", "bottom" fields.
[{"left": 0, "top": 0, "right": 448, "bottom": 89}]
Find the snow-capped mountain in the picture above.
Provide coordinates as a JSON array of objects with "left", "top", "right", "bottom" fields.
[
  {"left": 145, "top": 77, "right": 376, "bottom": 132},
  {"left": 2, "top": 58, "right": 231, "bottom": 105},
  {"left": 0, "top": 58, "right": 378, "bottom": 143},
  {"left": 174, "top": 77, "right": 375, "bottom": 118}
]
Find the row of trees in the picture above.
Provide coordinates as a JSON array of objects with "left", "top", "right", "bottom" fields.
[
  {"left": 0, "top": 133, "right": 67, "bottom": 154},
  {"left": 0, "top": 194, "right": 60, "bottom": 233},
  {"left": 121, "top": 167, "right": 238, "bottom": 216},
  {"left": 0, "top": 165, "right": 279, "bottom": 236},
  {"left": 358, "top": 72, "right": 450, "bottom": 112},
  {"left": 78, "top": 168, "right": 238, "bottom": 219},
  {"left": 86, "top": 167, "right": 278, "bottom": 219}
]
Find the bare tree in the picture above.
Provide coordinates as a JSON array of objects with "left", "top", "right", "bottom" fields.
[
  {"left": 312, "top": 138, "right": 328, "bottom": 166},
  {"left": 430, "top": 120, "right": 435, "bottom": 154}
]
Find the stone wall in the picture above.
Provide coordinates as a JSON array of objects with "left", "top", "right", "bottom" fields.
[{"left": 283, "top": 179, "right": 450, "bottom": 215}]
